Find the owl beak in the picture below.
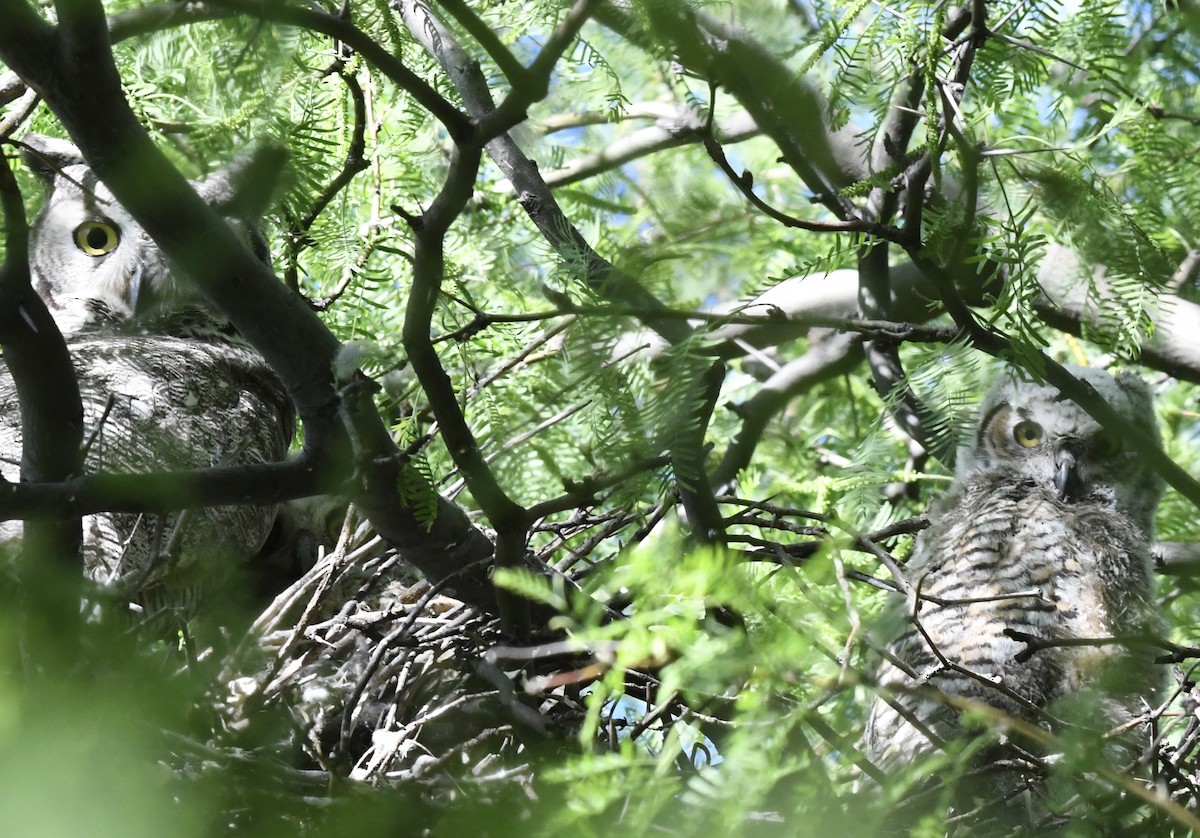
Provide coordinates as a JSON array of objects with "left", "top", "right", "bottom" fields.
[
  {"left": 1054, "top": 448, "right": 1079, "bottom": 501},
  {"left": 128, "top": 265, "right": 149, "bottom": 317}
]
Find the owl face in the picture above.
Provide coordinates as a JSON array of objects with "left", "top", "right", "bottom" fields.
[
  {"left": 958, "top": 365, "right": 1163, "bottom": 537},
  {"left": 20, "top": 133, "right": 286, "bottom": 336},
  {"left": 23, "top": 147, "right": 171, "bottom": 334}
]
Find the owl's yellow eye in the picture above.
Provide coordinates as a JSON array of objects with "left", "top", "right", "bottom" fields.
[
  {"left": 1092, "top": 431, "right": 1124, "bottom": 458},
  {"left": 74, "top": 221, "right": 119, "bottom": 256},
  {"left": 1012, "top": 420, "right": 1043, "bottom": 448}
]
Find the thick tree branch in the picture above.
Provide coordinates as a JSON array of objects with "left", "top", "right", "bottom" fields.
[
  {"left": 433, "top": 0, "right": 528, "bottom": 88},
  {"left": 0, "top": 136, "right": 83, "bottom": 643},
  {"left": 1037, "top": 245, "right": 1200, "bottom": 385},
  {"left": 856, "top": 3, "right": 985, "bottom": 467},
  {"left": 399, "top": 142, "right": 525, "bottom": 528},
  {"left": 0, "top": 141, "right": 83, "bottom": 567}
]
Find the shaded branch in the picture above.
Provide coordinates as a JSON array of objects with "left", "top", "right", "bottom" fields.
[
  {"left": 398, "top": 141, "right": 524, "bottom": 527},
  {"left": 0, "top": 133, "right": 84, "bottom": 643},
  {"left": 433, "top": 0, "right": 528, "bottom": 88},
  {"left": 0, "top": 457, "right": 323, "bottom": 519},
  {"left": 0, "top": 140, "right": 83, "bottom": 569}
]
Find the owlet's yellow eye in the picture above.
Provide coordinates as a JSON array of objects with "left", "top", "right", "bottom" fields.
[
  {"left": 74, "top": 221, "right": 119, "bottom": 256},
  {"left": 1012, "top": 420, "right": 1043, "bottom": 448}
]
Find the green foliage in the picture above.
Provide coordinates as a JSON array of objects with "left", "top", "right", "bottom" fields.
[
  {"left": 4, "top": 0, "right": 1200, "bottom": 834},
  {"left": 528, "top": 531, "right": 879, "bottom": 835}
]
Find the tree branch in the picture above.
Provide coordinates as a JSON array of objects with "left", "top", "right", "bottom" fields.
[
  {"left": 399, "top": 0, "right": 692, "bottom": 346},
  {"left": 283, "top": 61, "right": 369, "bottom": 296},
  {"left": 545, "top": 108, "right": 757, "bottom": 189},
  {"left": 712, "top": 330, "right": 862, "bottom": 486},
  {"left": 0, "top": 133, "right": 84, "bottom": 640},
  {"left": 1037, "top": 244, "right": 1200, "bottom": 385},
  {"left": 596, "top": 0, "right": 865, "bottom": 212}
]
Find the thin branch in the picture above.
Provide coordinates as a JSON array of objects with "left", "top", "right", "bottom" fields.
[
  {"left": 285, "top": 62, "right": 370, "bottom": 295},
  {"left": 1003, "top": 627, "right": 1200, "bottom": 667},
  {"left": 526, "top": 454, "right": 671, "bottom": 521},
  {"left": 0, "top": 87, "right": 38, "bottom": 138},
  {"left": 526, "top": 0, "right": 594, "bottom": 91},
  {"left": 400, "top": 141, "right": 524, "bottom": 525},
  {"left": 910, "top": 578, "right": 1055, "bottom": 722},
  {"left": 594, "top": 1, "right": 863, "bottom": 214},
  {"left": 703, "top": 118, "right": 903, "bottom": 242},
  {"left": 827, "top": 517, "right": 915, "bottom": 598},
  {"left": 398, "top": 0, "right": 691, "bottom": 346},
  {"left": 433, "top": 0, "right": 528, "bottom": 87},
  {"left": 546, "top": 109, "right": 758, "bottom": 188}
]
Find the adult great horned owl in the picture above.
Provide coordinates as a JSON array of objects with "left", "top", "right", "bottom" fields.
[
  {"left": 865, "top": 366, "right": 1163, "bottom": 789},
  {"left": 0, "top": 134, "right": 294, "bottom": 618}
]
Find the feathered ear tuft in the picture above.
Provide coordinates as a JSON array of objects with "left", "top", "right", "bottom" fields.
[
  {"left": 19, "top": 133, "right": 86, "bottom": 184},
  {"left": 196, "top": 145, "right": 290, "bottom": 220}
]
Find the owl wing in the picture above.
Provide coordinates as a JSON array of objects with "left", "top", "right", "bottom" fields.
[
  {"left": 867, "top": 478, "right": 1157, "bottom": 767},
  {"left": 866, "top": 481, "right": 1059, "bottom": 765},
  {"left": 0, "top": 335, "right": 294, "bottom": 613}
]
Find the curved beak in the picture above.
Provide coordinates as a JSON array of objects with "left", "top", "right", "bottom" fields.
[
  {"left": 1054, "top": 447, "right": 1079, "bottom": 501},
  {"left": 128, "top": 264, "right": 151, "bottom": 318}
]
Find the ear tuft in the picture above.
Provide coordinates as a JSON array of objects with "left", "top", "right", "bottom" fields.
[
  {"left": 19, "top": 133, "right": 85, "bottom": 183},
  {"left": 196, "top": 145, "right": 290, "bottom": 219}
]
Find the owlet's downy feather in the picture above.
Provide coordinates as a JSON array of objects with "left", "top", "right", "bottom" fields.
[{"left": 865, "top": 366, "right": 1163, "bottom": 810}]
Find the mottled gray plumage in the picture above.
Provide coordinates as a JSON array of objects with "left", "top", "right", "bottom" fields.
[
  {"left": 0, "top": 134, "right": 293, "bottom": 616},
  {"left": 865, "top": 366, "right": 1163, "bottom": 783}
]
